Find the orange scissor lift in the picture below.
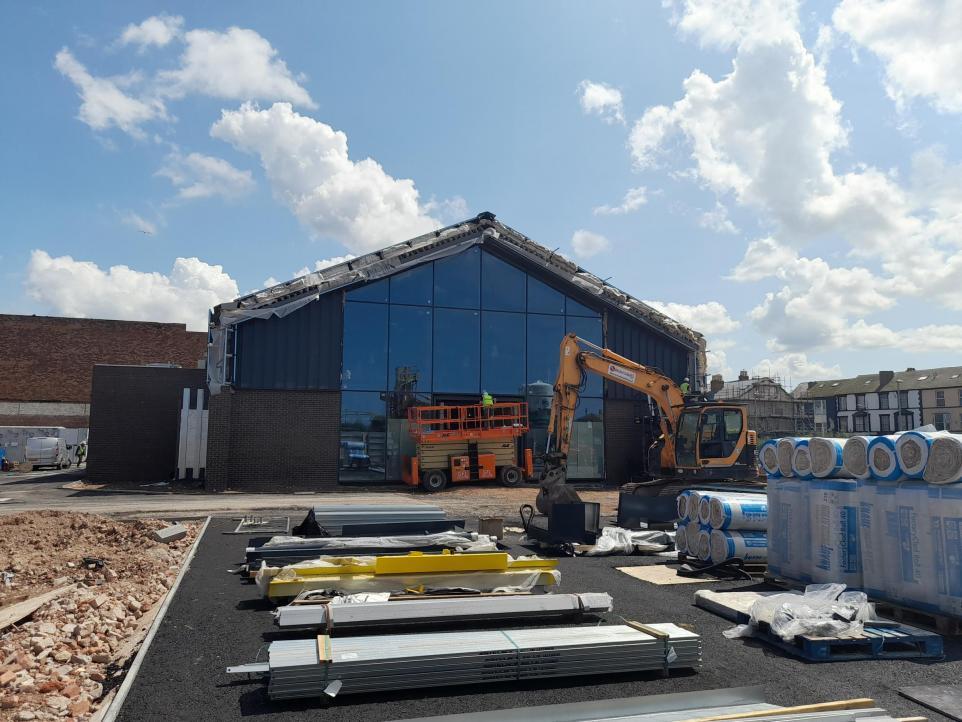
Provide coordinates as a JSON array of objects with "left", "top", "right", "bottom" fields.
[{"left": 402, "top": 401, "right": 535, "bottom": 492}]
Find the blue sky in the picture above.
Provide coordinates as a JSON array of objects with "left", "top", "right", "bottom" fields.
[{"left": 3, "top": 0, "right": 962, "bottom": 386}]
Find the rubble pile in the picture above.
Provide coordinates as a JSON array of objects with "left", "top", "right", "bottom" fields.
[{"left": 0, "top": 512, "right": 197, "bottom": 721}]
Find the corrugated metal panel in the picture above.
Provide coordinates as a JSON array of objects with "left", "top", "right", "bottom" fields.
[
  {"left": 606, "top": 310, "right": 691, "bottom": 400},
  {"left": 234, "top": 293, "right": 342, "bottom": 390}
]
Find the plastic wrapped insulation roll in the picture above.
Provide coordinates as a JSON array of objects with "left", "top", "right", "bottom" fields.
[
  {"left": 685, "top": 491, "right": 705, "bottom": 522},
  {"left": 759, "top": 439, "right": 781, "bottom": 478},
  {"left": 708, "top": 494, "right": 768, "bottom": 530},
  {"left": 923, "top": 434, "right": 962, "bottom": 485},
  {"left": 867, "top": 435, "right": 906, "bottom": 481},
  {"left": 896, "top": 430, "right": 949, "bottom": 479},
  {"left": 694, "top": 528, "right": 712, "bottom": 561},
  {"left": 709, "top": 529, "right": 767, "bottom": 564},
  {"left": 809, "top": 478, "right": 862, "bottom": 588},
  {"left": 790, "top": 440, "right": 814, "bottom": 480},
  {"left": 842, "top": 435, "right": 874, "bottom": 480},
  {"left": 776, "top": 437, "right": 804, "bottom": 477},
  {"left": 697, "top": 495, "right": 711, "bottom": 525},
  {"left": 809, "top": 437, "right": 849, "bottom": 478},
  {"left": 676, "top": 520, "right": 689, "bottom": 555},
  {"left": 676, "top": 491, "right": 692, "bottom": 521},
  {"left": 685, "top": 524, "right": 701, "bottom": 556}
]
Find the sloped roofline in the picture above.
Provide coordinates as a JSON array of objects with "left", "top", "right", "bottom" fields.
[{"left": 211, "top": 212, "right": 701, "bottom": 350}]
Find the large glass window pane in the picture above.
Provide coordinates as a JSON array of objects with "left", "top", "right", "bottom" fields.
[
  {"left": 433, "top": 309, "right": 480, "bottom": 394},
  {"left": 342, "top": 302, "right": 387, "bottom": 390},
  {"left": 481, "top": 251, "right": 525, "bottom": 311},
  {"left": 566, "top": 295, "right": 600, "bottom": 318},
  {"left": 527, "top": 276, "right": 565, "bottom": 314},
  {"left": 526, "top": 314, "right": 565, "bottom": 388},
  {"left": 568, "top": 398, "right": 604, "bottom": 479},
  {"left": 385, "top": 392, "right": 431, "bottom": 480},
  {"left": 389, "top": 306, "right": 432, "bottom": 394},
  {"left": 565, "top": 316, "right": 603, "bottom": 397},
  {"left": 339, "top": 391, "right": 387, "bottom": 483},
  {"left": 390, "top": 263, "right": 433, "bottom": 306},
  {"left": 481, "top": 311, "right": 525, "bottom": 396},
  {"left": 346, "top": 278, "right": 389, "bottom": 303},
  {"left": 435, "top": 247, "right": 480, "bottom": 309}
]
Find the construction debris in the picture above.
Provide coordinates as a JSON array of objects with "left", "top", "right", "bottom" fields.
[{"left": 151, "top": 524, "right": 188, "bottom": 544}]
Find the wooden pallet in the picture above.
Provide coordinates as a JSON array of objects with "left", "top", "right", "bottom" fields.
[{"left": 751, "top": 620, "right": 943, "bottom": 662}]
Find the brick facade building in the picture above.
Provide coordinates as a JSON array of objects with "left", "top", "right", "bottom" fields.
[{"left": 0, "top": 314, "right": 207, "bottom": 428}]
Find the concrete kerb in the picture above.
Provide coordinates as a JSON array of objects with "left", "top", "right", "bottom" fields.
[{"left": 95, "top": 515, "right": 212, "bottom": 722}]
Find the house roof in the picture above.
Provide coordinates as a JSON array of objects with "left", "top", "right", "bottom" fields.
[
  {"left": 210, "top": 212, "right": 703, "bottom": 350},
  {"left": 714, "top": 377, "right": 793, "bottom": 400},
  {"left": 801, "top": 365, "right": 962, "bottom": 398}
]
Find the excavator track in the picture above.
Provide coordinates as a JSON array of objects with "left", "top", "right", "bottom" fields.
[{"left": 620, "top": 477, "right": 766, "bottom": 497}]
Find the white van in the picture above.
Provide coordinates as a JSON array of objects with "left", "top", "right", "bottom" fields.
[{"left": 25, "top": 437, "right": 71, "bottom": 470}]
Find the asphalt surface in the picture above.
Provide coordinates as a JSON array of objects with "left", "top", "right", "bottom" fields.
[{"left": 116, "top": 517, "right": 962, "bottom": 722}]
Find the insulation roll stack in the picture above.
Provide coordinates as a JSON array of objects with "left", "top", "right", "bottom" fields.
[
  {"left": 809, "top": 437, "right": 849, "bottom": 478},
  {"left": 895, "top": 431, "right": 946, "bottom": 479},
  {"left": 709, "top": 529, "right": 767, "bottom": 564},
  {"left": 676, "top": 489, "right": 767, "bottom": 563},
  {"left": 808, "top": 478, "right": 862, "bottom": 588},
  {"left": 867, "top": 435, "right": 906, "bottom": 481}
]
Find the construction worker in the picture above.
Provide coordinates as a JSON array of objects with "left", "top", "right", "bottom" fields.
[
  {"left": 680, "top": 377, "right": 691, "bottom": 395},
  {"left": 75, "top": 441, "right": 87, "bottom": 468},
  {"left": 481, "top": 390, "right": 494, "bottom": 426}
]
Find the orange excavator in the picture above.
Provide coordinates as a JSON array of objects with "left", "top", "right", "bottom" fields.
[{"left": 536, "top": 334, "right": 757, "bottom": 513}]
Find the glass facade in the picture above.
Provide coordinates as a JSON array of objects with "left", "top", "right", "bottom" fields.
[{"left": 338, "top": 246, "right": 605, "bottom": 483}]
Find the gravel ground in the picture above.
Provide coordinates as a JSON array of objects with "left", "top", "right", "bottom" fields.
[{"left": 116, "top": 517, "right": 962, "bottom": 722}]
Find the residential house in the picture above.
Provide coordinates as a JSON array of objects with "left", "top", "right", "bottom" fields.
[{"left": 714, "top": 371, "right": 813, "bottom": 439}]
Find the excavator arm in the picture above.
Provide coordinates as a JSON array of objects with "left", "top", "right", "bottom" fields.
[{"left": 542, "top": 333, "right": 685, "bottom": 484}]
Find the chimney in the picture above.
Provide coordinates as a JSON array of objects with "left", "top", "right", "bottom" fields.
[
  {"left": 906, "top": 367, "right": 916, "bottom": 372},
  {"left": 738, "top": 369, "right": 749, "bottom": 381},
  {"left": 710, "top": 374, "right": 724, "bottom": 394},
  {"left": 879, "top": 370, "right": 894, "bottom": 386}
]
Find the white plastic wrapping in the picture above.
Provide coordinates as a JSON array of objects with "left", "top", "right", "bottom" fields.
[
  {"left": 809, "top": 437, "right": 850, "bottom": 478},
  {"left": 766, "top": 477, "right": 812, "bottom": 583},
  {"left": 676, "top": 490, "right": 692, "bottom": 521},
  {"left": 896, "top": 431, "right": 947, "bottom": 478},
  {"left": 676, "top": 520, "right": 689, "bottom": 555},
  {"left": 923, "top": 434, "right": 962, "bottom": 485},
  {"left": 694, "top": 527, "right": 712, "bottom": 561},
  {"left": 708, "top": 494, "right": 768, "bottom": 531},
  {"left": 867, "top": 435, "right": 906, "bottom": 481},
  {"left": 580, "top": 526, "right": 670, "bottom": 556},
  {"left": 776, "top": 438, "right": 804, "bottom": 478},
  {"left": 709, "top": 529, "right": 767, "bottom": 564},
  {"left": 685, "top": 490, "right": 705, "bottom": 522},
  {"left": 842, "top": 436, "right": 873, "bottom": 479},
  {"left": 759, "top": 439, "right": 781, "bottom": 478},
  {"left": 790, "top": 439, "right": 814, "bottom": 480},
  {"left": 809, "top": 478, "right": 862, "bottom": 588}
]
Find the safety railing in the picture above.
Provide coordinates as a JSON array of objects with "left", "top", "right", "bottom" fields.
[{"left": 407, "top": 402, "right": 529, "bottom": 442}]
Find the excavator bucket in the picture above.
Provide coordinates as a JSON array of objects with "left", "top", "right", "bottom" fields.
[{"left": 536, "top": 462, "right": 582, "bottom": 515}]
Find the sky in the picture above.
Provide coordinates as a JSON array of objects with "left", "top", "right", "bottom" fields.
[{"left": 3, "top": 0, "right": 962, "bottom": 387}]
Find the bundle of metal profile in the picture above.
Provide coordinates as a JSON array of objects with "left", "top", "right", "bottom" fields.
[
  {"left": 243, "top": 531, "right": 492, "bottom": 576},
  {"left": 292, "top": 504, "right": 449, "bottom": 537},
  {"left": 259, "top": 551, "right": 559, "bottom": 600},
  {"left": 274, "top": 592, "right": 613, "bottom": 631},
  {"left": 227, "top": 623, "right": 701, "bottom": 700}
]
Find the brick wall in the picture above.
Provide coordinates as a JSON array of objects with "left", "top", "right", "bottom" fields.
[
  {"left": 86, "top": 365, "right": 207, "bottom": 483},
  {"left": 0, "top": 314, "right": 207, "bottom": 405},
  {"left": 206, "top": 389, "right": 340, "bottom": 492}
]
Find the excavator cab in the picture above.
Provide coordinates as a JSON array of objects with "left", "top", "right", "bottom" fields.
[{"left": 671, "top": 403, "right": 756, "bottom": 480}]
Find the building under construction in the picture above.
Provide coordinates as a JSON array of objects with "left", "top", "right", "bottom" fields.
[{"left": 710, "top": 371, "right": 814, "bottom": 439}]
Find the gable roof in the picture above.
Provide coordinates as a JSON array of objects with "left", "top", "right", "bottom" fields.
[
  {"left": 211, "top": 212, "right": 702, "bottom": 350},
  {"left": 801, "top": 365, "right": 962, "bottom": 398},
  {"left": 714, "top": 377, "right": 794, "bottom": 400}
]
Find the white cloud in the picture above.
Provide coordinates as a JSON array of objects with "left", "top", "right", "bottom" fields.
[
  {"left": 706, "top": 347, "right": 733, "bottom": 379},
  {"left": 726, "top": 237, "right": 798, "bottom": 282},
  {"left": 121, "top": 211, "right": 158, "bottom": 235},
  {"left": 54, "top": 48, "right": 166, "bottom": 137},
  {"left": 292, "top": 254, "right": 357, "bottom": 278},
  {"left": 262, "top": 276, "right": 280, "bottom": 288},
  {"left": 593, "top": 187, "right": 647, "bottom": 216},
  {"left": 750, "top": 352, "right": 841, "bottom": 382},
  {"left": 570, "top": 229, "right": 610, "bottom": 259},
  {"left": 156, "top": 152, "right": 255, "bottom": 201},
  {"left": 424, "top": 196, "right": 470, "bottom": 222},
  {"left": 119, "top": 14, "right": 184, "bottom": 50},
  {"left": 158, "top": 28, "right": 315, "bottom": 108},
  {"left": 833, "top": 0, "right": 962, "bottom": 114},
  {"left": 643, "top": 300, "right": 740, "bottom": 334},
  {"left": 211, "top": 102, "right": 440, "bottom": 253},
  {"left": 26, "top": 250, "right": 237, "bottom": 331},
  {"left": 577, "top": 80, "right": 625, "bottom": 124},
  {"left": 698, "top": 201, "right": 738, "bottom": 234},
  {"left": 666, "top": 0, "right": 800, "bottom": 49}
]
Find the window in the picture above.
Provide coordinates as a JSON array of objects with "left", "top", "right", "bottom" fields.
[
  {"left": 854, "top": 415, "right": 866, "bottom": 432},
  {"left": 390, "top": 264, "right": 433, "bottom": 306},
  {"left": 385, "top": 392, "right": 430, "bottom": 480},
  {"left": 899, "top": 390, "right": 909, "bottom": 408},
  {"left": 481, "top": 311, "right": 525, "bottom": 396},
  {"left": 959, "top": 389, "right": 962, "bottom": 407},
  {"left": 567, "top": 398, "right": 604, "bottom": 478},
  {"left": 937, "top": 390, "right": 946, "bottom": 408},
  {"left": 856, "top": 394, "right": 866, "bottom": 410},
  {"left": 433, "top": 309, "right": 480, "bottom": 393},
  {"left": 481, "top": 251, "right": 525, "bottom": 312},
  {"left": 879, "top": 393, "right": 889, "bottom": 410},
  {"left": 346, "top": 278, "right": 389, "bottom": 303},
  {"left": 526, "top": 314, "right": 565, "bottom": 387},
  {"left": 879, "top": 414, "right": 891, "bottom": 433},
  {"left": 565, "top": 315, "right": 603, "bottom": 397},
  {"left": 814, "top": 399, "right": 826, "bottom": 415},
  {"left": 435, "top": 247, "right": 480, "bottom": 309},
  {"left": 342, "top": 302, "right": 387, "bottom": 390},
  {"left": 838, "top": 416, "right": 849, "bottom": 433},
  {"left": 897, "top": 412, "right": 912, "bottom": 431},
  {"left": 527, "top": 276, "right": 565, "bottom": 314},
  {"left": 837, "top": 396, "right": 847, "bottom": 411},
  {"left": 698, "top": 409, "right": 743, "bottom": 460},
  {"left": 339, "top": 391, "right": 387, "bottom": 483},
  {"left": 935, "top": 413, "right": 952, "bottom": 431},
  {"left": 388, "top": 306, "right": 432, "bottom": 393},
  {"left": 675, "top": 411, "right": 700, "bottom": 467}
]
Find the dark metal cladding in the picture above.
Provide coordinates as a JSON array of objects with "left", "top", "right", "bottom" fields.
[{"left": 605, "top": 308, "right": 691, "bottom": 400}]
